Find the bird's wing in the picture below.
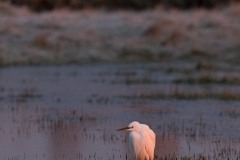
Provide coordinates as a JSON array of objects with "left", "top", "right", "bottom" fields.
[
  {"left": 143, "top": 132, "right": 155, "bottom": 160},
  {"left": 142, "top": 124, "right": 156, "bottom": 146},
  {"left": 142, "top": 125, "right": 156, "bottom": 160}
]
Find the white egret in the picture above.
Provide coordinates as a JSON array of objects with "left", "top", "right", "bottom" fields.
[{"left": 117, "top": 121, "right": 156, "bottom": 160}]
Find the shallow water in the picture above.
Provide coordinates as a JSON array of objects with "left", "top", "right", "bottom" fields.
[{"left": 1, "top": 63, "right": 240, "bottom": 160}]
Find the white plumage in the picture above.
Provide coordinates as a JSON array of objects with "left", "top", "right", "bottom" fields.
[{"left": 117, "top": 121, "right": 156, "bottom": 160}]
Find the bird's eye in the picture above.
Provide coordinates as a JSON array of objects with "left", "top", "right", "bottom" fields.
[{"left": 131, "top": 126, "right": 134, "bottom": 128}]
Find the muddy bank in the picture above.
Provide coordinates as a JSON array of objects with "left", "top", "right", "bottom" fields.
[{"left": 0, "top": 2, "right": 240, "bottom": 66}]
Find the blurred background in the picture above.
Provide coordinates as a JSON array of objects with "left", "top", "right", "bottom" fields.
[
  {"left": 0, "top": 0, "right": 240, "bottom": 65},
  {"left": 1, "top": 0, "right": 240, "bottom": 11}
]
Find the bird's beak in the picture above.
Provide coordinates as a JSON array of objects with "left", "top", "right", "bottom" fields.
[{"left": 116, "top": 127, "right": 131, "bottom": 131}]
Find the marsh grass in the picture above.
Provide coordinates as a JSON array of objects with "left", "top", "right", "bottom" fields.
[
  {"left": 156, "top": 154, "right": 209, "bottom": 160},
  {"left": 119, "top": 88, "right": 240, "bottom": 100},
  {"left": 124, "top": 77, "right": 159, "bottom": 85},
  {"left": 220, "top": 109, "right": 240, "bottom": 119},
  {"left": 110, "top": 74, "right": 161, "bottom": 85},
  {"left": 5, "top": 88, "right": 43, "bottom": 102},
  {"left": 174, "top": 75, "right": 240, "bottom": 85},
  {"left": 0, "top": 2, "right": 14, "bottom": 15},
  {"left": 32, "top": 34, "right": 50, "bottom": 48},
  {"left": 0, "top": 2, "right": 240, "bottom": 66}
]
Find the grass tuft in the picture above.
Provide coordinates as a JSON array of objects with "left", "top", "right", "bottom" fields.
[{"left": 119, "top": 88, "right": 240, "bottom": 100}]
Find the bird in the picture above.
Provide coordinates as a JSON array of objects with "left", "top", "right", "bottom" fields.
[{"left": 117, "top": 121, "right": 156, "bottom": 160}]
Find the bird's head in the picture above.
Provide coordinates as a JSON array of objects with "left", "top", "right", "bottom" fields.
[{"left": 116, "top": 121, "right": 141, "bottom": 132}]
